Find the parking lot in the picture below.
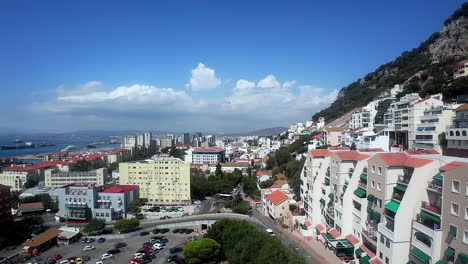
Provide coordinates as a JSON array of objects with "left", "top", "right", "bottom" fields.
[{"left": 36, "top": 228, "right": 198, "bottom": 264}]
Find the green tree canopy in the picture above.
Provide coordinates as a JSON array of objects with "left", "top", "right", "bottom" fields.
[
  {"left": 183, "top": 238, "right": 222, "bottom": 264},
  {"left": 83, "top": 218, "right": 106, "bottom": 233},
  {"left": 113, "top": 218, "right": 140, "bottom": 232}
]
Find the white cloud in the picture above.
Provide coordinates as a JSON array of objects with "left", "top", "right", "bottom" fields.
[
  {"left": 56, "top": 81, "right": 105, "bottom": 96},
  {"left": 283, "top": 80, "right": 297, "bottom": 89},
  {"left": 186, "top": 63, "right": 221, "bottom": 91},
  {"left": 257, "top": 75, "right": 280, "bottom": 88}
]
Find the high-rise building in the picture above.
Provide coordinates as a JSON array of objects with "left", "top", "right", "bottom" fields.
[
  {"left": 195, "top": 132, "right": 202, "bottom": 138},
  {"left": 119, "top": 157, "right": 191, "bottom": 205},
  {"left": 182, "top": 133, "right": 191, "bottom": 144}
]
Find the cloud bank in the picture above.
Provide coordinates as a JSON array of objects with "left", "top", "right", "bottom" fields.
[{"left": 32, "top": 63, "right": 338, "bottom": 132}]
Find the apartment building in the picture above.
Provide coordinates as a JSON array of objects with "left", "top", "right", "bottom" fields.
[
  {"left": 44, "top": 168, "right": 107, "bottom": 187},
  {"left": 322, "top": 127, "right": 344, "bottom": 146},
  {"left": 0, "top": 166, "right": 37, "bottom": 191},
  {"left": 349, "top": 102, "right": 377, "bottom": 130},
  {"left": 386, "top": 93, "right": 421, "bottom": 149},
  {"left": 408, "top": 95, "right": 444, "bottom": 150},
  {"left": 0, "top": 184, "right": 11, "bottom": 220},
  {"left": 329, "top": 151, "right": 370, "bottom": 236},
  {"left": 439, "top": 165, "right": 468, "bottom": 264},
  {"left": 119, "top": 157, "right": 191, "bottom": 205},
  {"left": 263, "top": 189, "right": 293, "bottom": 222},
  {"left": 414, "top": 105, "right": 456, "bottom": 153},
  {"left": 192, "top": 147, "right": 226, "bottom": 164},
  {"left": 446, "top": 104, "right": 468, "bottom": 157},
  {"left": 57, "top": 184, "right": 139, "bottom": 222},
  {"left": 367, "top": 153, "right": 438, "bottom": 264}
]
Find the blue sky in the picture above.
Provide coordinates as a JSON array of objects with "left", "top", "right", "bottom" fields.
[{"left": 0, "top": 0, "right": 463, "bottom": 133}]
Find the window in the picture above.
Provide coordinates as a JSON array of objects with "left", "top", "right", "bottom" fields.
[
  {"left": 372, "top": 166, "right": 376, "bottom": 173},
  {"left": 385, "top": 239, "right": 390, "bottom": 248},
  {"left": 371, "top": 181, "right": 375, "bottom": 188},
  {"left": 385, "top": 257, "right": 389, "bottom": 264},
  {"left": 451, "top": 202, "right": 460, "bottom": 216},
  {"left": 449, "top": 225, "right": 458, "bottom": 238},
  {"left": 466, "top": 183, "right": 468, "bottom": 196},
  {"left": 380, "top": 236, "right": 384, "bottom": 244},
  {"left": 464, "top": 230, "right": 468, "bottom": 245},
  {"left": 466, "top": 207, "right": 468, "bottom": 220},
  {"left": 377, "top": 183, "right": 382, "bottom": 191},
  {"left": 378, "top": 167, "right": 382, "bottom": 175},
  {"left": 453, "top": 180, "right": 461, "bottom": 193},
  {"left": 379, "top": 252, "right": 383, "bottom": 259}
]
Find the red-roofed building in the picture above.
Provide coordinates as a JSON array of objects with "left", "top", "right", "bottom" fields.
[
  {"left": 309, "top": 149, "right": 333, "bottom": 157},
  {"left": 359, "top": 244, "right": 376, "bottom": 258},
  {"left": 333, "top": 151, "right": 370, "bottom": 162},
  {"left": 263, "top": 189, "right": 291, "bottom": 221},
  {"left": 100, "top": 185, "right": 139, "bottom": 193},
  {"left": 358, "top": 148, "right": 385, "bottom": 152},
  {"left": 315, "top": 224, "right": 325, "bottom": 233},
  {"left": 0, "top": 165, "right": 38, "bottom": 191},
  {"left": 328, "top": 146, "right": 350, "bottom": 151},
  {"left": 17, "top": 202, "right": 45, "bottom": 216},
  {"left": 405, "top": 149, "right": 439, "bottom": 155},
  {"left": 369, "top": 258, "right": 384, "bottom": 264},
  {"left": 439, "top": 161, "right": 468, "bottom": 171},
  {"left": 374, "top": 153, "right": 433, "bottom": 168}
]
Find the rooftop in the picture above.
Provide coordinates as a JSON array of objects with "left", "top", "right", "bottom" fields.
[
  {"left": 405, "top": 149, "right": 439, "bottom": 155},
  {"left": 334, "top": 151, "right": 370, "bottom": 161},
  {"left": 100, "top": 185, "right": 139, "bottom": 193},
  {"left": 17, "top": 202, "right": 45, "bottom": 212},
  {"left": 2, "top": 165, "right": 36, "bottom": 171},
  {"left": 309, "top": 149, "right": 333, "bottom": 157},
  {"left": 455, "top": 104, "right": 468, "bottom": 112},
  {"left": 358, "top": 148, "right": 385, "bottom": 152},
  {"left": 22, "top": 229, "right": 62, "bottom": 248},
  {"left": 266, "top": 189, "right": 289, "bottom": 205},
  {"left": 440, "top": 161, "right": 468, "bottom": 171},
  {"left": 193, "top": 147, "right": 225, "bottom": 153},
  {"left": 375, "top": 153, "right": 433, "bottom": 168}
]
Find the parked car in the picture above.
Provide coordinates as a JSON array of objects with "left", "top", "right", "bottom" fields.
[
  {"left": 152, "top": 229, "right": 161, "bottom": 234},
  {"left": 86, "top": 238, "right": 95, "bottom": 243},
  {"left": 81, "top": 256, "right": 90, "bottom": 261},
  {"left": 185, "top": 229, "right": 194, "bottom": 234},
  {"left": 97, "top": 237, "right": 106, "bottom": 243},
  {"left": 187, "top": 236, "right": 197, "bottom": 241},
  {"left": 129, "top": 258, "right": 142, "bottom": 263},
  {"left": 169, "top": 247, "right": 183, "bottom": 254},
  {"left": 67, "top": 257, "right": 76, "bottom": 261},
  {"left": 133, "top": 253, "right": 145, "bottom": 259},
  {"left": 160, "top": 228, "right": 169, "bottom": 234},
  {"left": 95, "top": 262, "right": 103, "bottom": 264},
  {"left": 107, "top": 249, "right": 121, "bottom": 255},
  {"left": 83, "top": 245, "right": 95, "bottom": 251},
  {"left": 54, "top": 254, "right": 62, "bottom": 260},
  {"left": 152, "top": 244, "right": 163, "bottom": 250},
  {"left": 172, "top": 229, "right": 180, "bottom": 234},
  {"left": 75, "top": 258, "right": 83, "bottom": 264},
  {"left": 47, "top": 258, "right": 56, "bottom": 264},
  {"left": 101, "top": 254, "right": 113, "bottom": 260},
  {"left": 140, "top": 231, "right": 149, "bottom": 236},
  {"left": 115, "top": 242, "right": 127, "bottom": 248},
  {"left": 58, "top": 261, "right": 69, "bottom": 264}
]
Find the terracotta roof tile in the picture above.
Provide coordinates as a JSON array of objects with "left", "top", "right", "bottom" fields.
[
  {"left": 359, "top": 245, "right": 376, "bottom": 258},
  {"left": 345, "top": 234, "right": 359, "bottom": 245},
  {"left": 334, "top": 151, "right": 370, "bottom": 161},
  {"left": 376, "top": 153, "right": 433, "bottom": 168},
  {"left": 315, "top": 224, "right": 325, "bottom": 232},
  {"left": 304, "top": 220, "right": 312, "bottom": 227},
  {"left": 328, "top": 228, "right": 340, "bottom": 239},
  {"left": 309, "top": 149, "right": 333, "bottom": 157},
  {"left": 439, "top": 161, "right": 468, "bottom": 171},
  {"left": 266, "top": 189, "right": 289, "bottom": 205},
  {"left": 358, "top": 148, "right": 384, "bottom": 152},
  {"left": 455, "top": 104, "right": 468, "bottom": 111},
  {"left": 370, "top": 258, "right": 384, "bottom": 264},
  {"left": 17, "top": 202, "right": 44, "bottom": 212}
]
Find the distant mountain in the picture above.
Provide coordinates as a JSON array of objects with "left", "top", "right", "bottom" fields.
[
  {"left": 241, "top": 127, "right": 288, "bottom": 136},
  {"left": 313, "top": 3, "right": 468, "bottom": 124}
]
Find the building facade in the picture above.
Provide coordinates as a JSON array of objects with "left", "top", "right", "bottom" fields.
[
  {"left": 192, "top": 148, "right": 226, "bottom": 164},
  {"left": 446, "top": 104, "right": 468, "bottom": 156},
  {"left": 0, "top": 184, "right": 11, "bottom": 220},
  {"left": 44, "top": 168, "right": 107, "bottom": 187},
  {"left": 119, "top": 157, "right": 191, "bottom": 205}
]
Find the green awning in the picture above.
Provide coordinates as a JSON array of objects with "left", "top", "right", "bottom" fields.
[
  {"left": 410, "top": 247, "right": 430, "bottom": 263},
  {"left": 445, "top": 247, "right": 455, "bottom": 258},
  {"left": 433, "top": 172, "right": 443, "bottom": 181},
  {"left": 407, "top": 262, "right": 416, "bottom": 264},
  {"left": 367, "top": 208, "right": 374, "bottom": 214},
  {"left": 434, "top": 261, "right": 444, "bottom": 264},
  {"left": 394, "top": 184, "right": 407, "bottom": 192},
  {"left": 458, "top": 253, "right": 468, "bottom": 262},
  {"left": 360, "top": 173, "right": 367, "bottom": 180},
  {"left": 385, "top": 201, "right": 400, "bottom": 213},
  {"left": 328, "top": 193, "right": 334, "bottom": 199},
  {"left": 301, "top": 224, "right": 308, "bottom": 230},
  {"left": 356, "top": 248, "right": 364, "bottom": 255},
  {"left": 354, "top": 188, "right": 367, "bottom": 198},
  {"left": 325, "top": 178, "right": 330, "bottom": 184},
  {"left": 325, "top": 234, "right": 334, "bottom": 240},
  {"left": 420, "top": 210, "right": 441, "bottom": 224},
  {"left": 359, "top": 256, "right": 370, "bottom": 264},
  {"left": 320, "top": 199, "right": 325, "bottom": 205},
  {"left": 367, "top": 194, "right": 375, "bottom": 202},
  {"left": 372, "top": 212, "right": 381, "bottom": 222}
]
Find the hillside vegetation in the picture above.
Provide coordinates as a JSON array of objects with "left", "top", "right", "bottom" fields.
[{"left": 313, "top": 3, "right": 468, "bottom": 123}]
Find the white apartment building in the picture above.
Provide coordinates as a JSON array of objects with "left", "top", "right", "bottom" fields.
[
  {"left": 0, "top": 166, "right": 37, "bottom": 191},
  {"left": 191, "top": 147, "right": 225, "bottom": 164},
  {"left": 408, "top": 95, "right": 444, "bottom": 150},
  {"left": 44, "top": 168, "right": 107, "bottom": 187},
  {"left": 413, "top": 105, "right": 456, "bottom": 153},
  {"left": 453, "top": 60, "right": 468, "bottom": 79},
  {"left": 445, "top": 104, "right": 468, "bottom": 156},
  {"left": 119, "top": 157, "right": 191, "bottom": 205},
  {"left": 349, "top": 102, "right": 378, "bottom": 130}
]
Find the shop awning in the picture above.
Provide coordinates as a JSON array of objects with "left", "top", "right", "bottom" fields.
[
  {"left": 372, "top": 212, "right": 381, "bottom": 222},
  {"left": 325, "top": 178, "right": 330, "bottom": 185},
  {"left": 354, "top": 188, "right": 367, "bottom": 198},
  {"left": 433, "top": 173, "right": 443, "bottom": 181},
  {"left": 367, "top": 208, "right": 374, "bottom": 214},
  {"left": 359, "top": 256, "right": 370, "bottom": 264},
  {"left": 367, "top": 194, "right": 375, "bottom": 202},
  {"left": 420, "top": 210, "right": 441, "bottom": 224},
  {"left": 385, "top": 201, "right": 400, "bottom": 213},
  {"left": 328, "top": 193, "right": 334, "bottom": 199},
  {"left": 410, "top": 247, "right": 430, "bottom": 263},
  {"left": 320, "top": 199, "right": 325, "bottom": 205},
  {"left": 394, "top": 184, "right": 407, "bottom": 192},
  {"left": 445, "top": 247, "right": 455, "bottom": 258},
  {"left": 356, "top": 248, "right": 364, "bottom": 255}
]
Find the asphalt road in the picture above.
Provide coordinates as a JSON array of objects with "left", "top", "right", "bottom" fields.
[
  {"left": 38, "top": 231, "right": 193, "bottom": 264},
  {"left": 251, "top": 209, "right": 320, "bottom": 264}
]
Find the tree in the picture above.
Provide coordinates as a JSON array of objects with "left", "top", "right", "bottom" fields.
[
  {"left": 129, "top": 199, "right": 143, "bottom": 218},
  {"left": 232, "top": 201, "right": 251, "bottom": 214},
  {"left": 75, "top": 159, "right": 93, "bottom": 172},
  {"left": 21, "top": 194, "right": 58, "bottom": 212},
  {"left": 215, "top": 163, "right": 223, "bottom": 176},
  {"left": 83, "top": 218, "right": 106, "bottom": 233},
  {"left": 275, "top": 147, "right": 291, "bottom": 167},
  {"left": 183, "top": 238, "right": 222, "bottom": 264},
  {"left": 113, "top": 218, "right": 140, "bottom": 232},
  {"left": 24, "top": 175, "right": 39, "bottom": 189},
  {"left": 107, "top": 162, "right": 119, "bottom": 175}
]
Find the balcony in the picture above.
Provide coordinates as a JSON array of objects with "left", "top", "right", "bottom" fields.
[
  {"left": 397, "top": 175, "right": 411, "bottom": 185},
  {"left": 427, "top": 181, "right": 443, "bottom": 193},
  {"left": 66, "top": 203, "right": 87, "bottom": 208},
  {"left": 413, "top": 218, "right": 440, "bottom": 239},
  {"left": 421, "top": 201, "right": 441, "bottom": 215}
]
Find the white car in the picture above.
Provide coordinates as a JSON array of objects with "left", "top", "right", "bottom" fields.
[
  {"left": 84, "top": 245, "right": 96, "bottom": 251},
  {"left": 101, "top": 253, "right": 113, "bottom": 260},
  {"left": 59, "top": 261, "right": 69, "bottom": 264},
  {"left": 133, "top": 253, "right": 145, "bottom": 259},
  {"left": 95, "top": 262, "right": 103, "bottom": 264},
  {"left": 152, "top": 243, "right": 163, "bottom": 250}
]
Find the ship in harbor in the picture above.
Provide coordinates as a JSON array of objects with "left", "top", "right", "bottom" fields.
[
  {"left": 86, "top": 144, "right": 97, "bottom": 149},
  {"left": 1, "top": 142, "right": 33, "bottom": 150},
  {"left": 61, "top": 145, "right": 81, "bottom": 152},
  {"left": 12, "top": 139, "right": 23, "bottom": 143}
]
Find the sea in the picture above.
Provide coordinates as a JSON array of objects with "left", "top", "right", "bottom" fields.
[{"left": 0, "top": 134, "right": 120, "bottom": 160}]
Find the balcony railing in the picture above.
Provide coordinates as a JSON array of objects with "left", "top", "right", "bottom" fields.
[
  {"left": 397, "top": 175, "right": 411, "bottom": 185},
  {"left": 358, "top": 182, "right": 367, "bottom": 189},
  {"left": 427, "top": 181, "right": 443, "bottom": 193}
]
